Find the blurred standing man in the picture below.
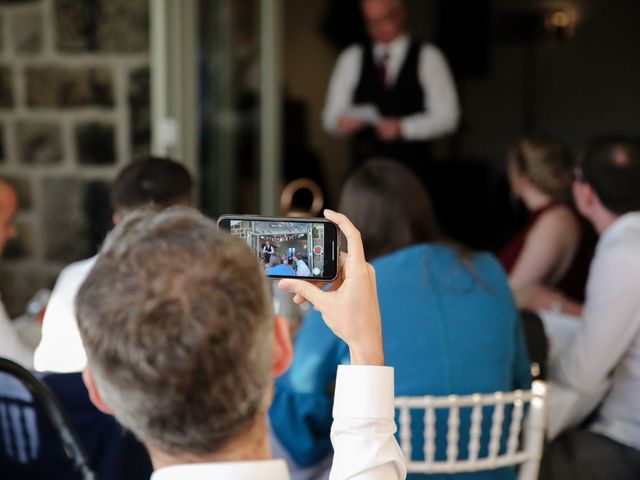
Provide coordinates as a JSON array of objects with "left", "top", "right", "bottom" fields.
[
  {"left": 323, "top": 0, "right": 460, "bottom": 179},
  {"left": 0, "top": 178, "right": 33, "bottom": 367}
]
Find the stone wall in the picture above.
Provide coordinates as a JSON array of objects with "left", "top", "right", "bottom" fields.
[{"left": 0, "top": 0, "right": 150, "bottom": 316}]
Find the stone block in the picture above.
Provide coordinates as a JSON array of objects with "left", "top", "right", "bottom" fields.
[
  {"left": 2, "top": 175, "right": 32, "bottom": 210},
  {"left": 10, "top": 9, "right": 43, "bottom": 54},
  {"left": 26, "top": 66, "right": 113, "bottom": 108},
  {"left": 129, "top": 67, "right": 150, "bottom": 156},
  {"left": 0, "top": 65, "right": 14, "bottom": 108},
  {"left": 55, "top": 0, "right": 149, "bottom": 52},
  {"left": 75, "top": 122, "right": 115, "bottom": 165},
  {"left": 41, "top": 177, "right": 111, "bottom": 263},
  {"left": 16, "top": 121, "right": 64, "bottom": 165}
]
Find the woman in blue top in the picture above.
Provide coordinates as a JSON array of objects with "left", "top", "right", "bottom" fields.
[
  {"left": 267, "top": 254, "right": 295, "bottom": 277},
  {"left": 270, "top": 160, "right": 531, "bottom": 480}
]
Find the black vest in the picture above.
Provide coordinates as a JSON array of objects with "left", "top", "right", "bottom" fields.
[{"left": 350, "top": 39, "right": 432, "bottom": 171}]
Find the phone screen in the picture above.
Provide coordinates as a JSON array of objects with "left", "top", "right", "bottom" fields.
[{"left": 217, "top": 216, "right": 339, "bottom": 281}]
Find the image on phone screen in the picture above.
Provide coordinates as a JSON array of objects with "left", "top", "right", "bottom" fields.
[{"left": 218, "top": 216, "right": 338, "bottom": 280}]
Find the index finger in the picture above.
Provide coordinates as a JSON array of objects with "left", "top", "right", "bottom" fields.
[{"left": 323, "top": 209, "right": 365, "bottom": 264}]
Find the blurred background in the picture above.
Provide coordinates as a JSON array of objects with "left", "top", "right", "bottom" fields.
[{"left": 1, "top": 0, "right": 639, "bottom": 316}]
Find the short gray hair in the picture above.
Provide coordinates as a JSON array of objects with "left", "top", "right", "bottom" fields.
[{"left": 76, "top": 207, "right": 274, "bottom": 455}]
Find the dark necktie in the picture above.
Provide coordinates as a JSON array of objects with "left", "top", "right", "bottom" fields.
[{"left": 377, "top": 50, "right": 390, "bottom": 88}]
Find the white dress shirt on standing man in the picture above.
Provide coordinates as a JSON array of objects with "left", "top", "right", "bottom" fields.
[{"left": 323, "top": 34, "right": 460, "bottom": 141}]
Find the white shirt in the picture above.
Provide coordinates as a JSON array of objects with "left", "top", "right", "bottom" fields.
[
  {"left": 34, "top": 256, "right": 97, "bottom": 373},
  {"left": 549, "top": 212, "right": 640, "bottom": 451},
  {"left": 0, "top": 295, "right": 34, "bottom": 368},
  {"left": 323, "top": 34, "right": 460, "bottom": 141},
  {"left": 294, "top": 259, "right": 311, "bottom": 277},
  {"left": 152, "top": 365, "right": 406, "bottom": 480}
]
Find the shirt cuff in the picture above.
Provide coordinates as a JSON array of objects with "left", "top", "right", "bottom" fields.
[{"left": 333, "top": 365, "right": 395, "bottom": 419}]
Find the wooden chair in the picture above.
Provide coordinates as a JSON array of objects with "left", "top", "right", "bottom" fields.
[{"left": 395, "top": 381, "right": 547, "bottom": 479}]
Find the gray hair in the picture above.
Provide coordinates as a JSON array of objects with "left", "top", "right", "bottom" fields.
[{"left": 76, "top": 207, "right": 274, "bottom": 455}]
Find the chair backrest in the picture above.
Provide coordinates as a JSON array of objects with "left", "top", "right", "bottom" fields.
[
  {"left": 0, "top": 371, "right": 40, "bottom": 466},
  {"left": 395, "top": 381, "right": 547, "bottom": 480},
  {"left": 0, "top": 358, "right": 95, "bottom": 480}
]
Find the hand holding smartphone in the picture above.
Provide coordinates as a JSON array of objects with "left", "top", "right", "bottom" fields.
[
  {"left": 277, "top": 209, "right": 384, "bottom": 366},
  {"left": 217, "top": 214, "right": 340, "bottom": 281}
]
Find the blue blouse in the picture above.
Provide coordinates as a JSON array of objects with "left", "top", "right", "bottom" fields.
[
  {"left": 270, "top": 244, "right": 531, "bottom": 480},
  {"left": 268, "top": 264, "right": 295, "bottom": 277}
]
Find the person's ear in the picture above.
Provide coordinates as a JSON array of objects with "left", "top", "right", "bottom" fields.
[
  {"left": 82, "top": 367, "right": 113, "bottom": 415},
  {"left": 272, "top": 315, "right": 293, "bottom": 377},
  {"left": 572, "top": 181, "right": 594, "bottom": 217}
]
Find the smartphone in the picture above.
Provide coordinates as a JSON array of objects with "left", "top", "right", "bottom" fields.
[{"left": 217, "top": 215, "right": 339, "bottom": 281}]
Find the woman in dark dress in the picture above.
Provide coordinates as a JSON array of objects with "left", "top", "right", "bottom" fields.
[{"left": 499, "top": 135, "right": 595, "bottom": 309}]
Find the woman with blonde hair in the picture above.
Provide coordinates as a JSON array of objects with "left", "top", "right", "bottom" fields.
[{"left": 499, "top": 134, "right": 595, "bottom": 309}]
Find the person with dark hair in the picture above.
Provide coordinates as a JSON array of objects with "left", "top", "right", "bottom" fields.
[
  {"left": 267, "top": 253, "right": 295, "bottom": 277},
  {"left": 109, "top": 156, "right": 193, "bottom": 222},
  {"left": 499, "top": 135, "right": 596, "bottom": 309},
  {"left": 77, "top": 207, "right": 405, "bottom": 479},
  {"left": 270, "top": 159, "right": 531, "bottom": 480},
  {"left": 0, "top": 178, "right": 34, "bottom": 367},
  {"left": 34, "top": 156, "right": 193, "bottom": 373},
  {"left": 323, "top": 0, "right": 459, "bottom": 178},
  {"left": 540, "top": 137, "right": 640, "bottom": 480},
  {"left": 292, "top": 251, "right": 311, "bottom": 277}
]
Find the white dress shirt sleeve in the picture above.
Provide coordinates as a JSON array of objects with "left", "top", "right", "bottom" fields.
[
  {"left": 322, "top": 45, "right": 364, "bottom": 136},
  {"left": 550, "top": 248, "right": 640, "bottom": 393},
  {"left": 329, "top": 365, "right": 406, "bottom": 480},
  {"left": 34, "top": 258, "right": 94, "bottom": 373},
  {"left": 400, "top": 45, "right": 460, "bottom": 141},
  {"left": 0, "top": 297, "right": 33, "bottom": 368}
]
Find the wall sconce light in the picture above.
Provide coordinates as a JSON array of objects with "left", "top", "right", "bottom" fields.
[{"left": 544, "top": 7, "right": 577, "bottom": 41}]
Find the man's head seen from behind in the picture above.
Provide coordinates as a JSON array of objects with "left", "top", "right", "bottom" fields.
[
  {"left": 573, "top": 136, "right": 640, "bottom": 229},
  {"left": 111, "top": 156, "right": 193, "bottom": 223},
  {"left": 76, "top": 208, "right": 293, "bottom": 462}
]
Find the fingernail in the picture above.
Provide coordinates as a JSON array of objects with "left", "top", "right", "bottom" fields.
[
  {"left": 324, "top": 208, "right": 335, "bottom": 215},
  {"left": 279, "top": 280, "right": 291, "bottom": 290}
]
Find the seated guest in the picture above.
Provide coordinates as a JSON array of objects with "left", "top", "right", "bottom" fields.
[
  {"left": 0, "top": 178, "right": 33, "bottom": 367},
  {"left": 270, "top": 160, "right": 531, "bottom": 480},
  {"left": 34, "top": 157, "right": 192, "bottom": 373},
  {"left": 268, "top": 254, "right": 295, "bottom": 276},
  {"left": 541, "top": 137, "right": 640, "bottom": 480},
  {"left": 76, "top": 207, "right": 406, "bottom": 479},
  {"left": 293, "top": 252, "right": 311, "bottom": 277},
  {"left": 499, "top": 135, "right": 595, "bottom": 309}
]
